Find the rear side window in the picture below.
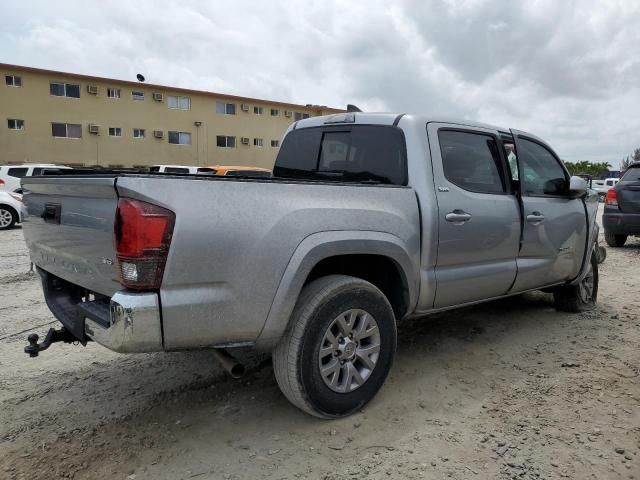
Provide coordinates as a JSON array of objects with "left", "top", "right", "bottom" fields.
[
  {"left": 621, "top": 167, "right": 640, "bottom": 182},
  {"left": 149, "top": 166, "right": 160, "bottom": 172},
  {"left": 438, "top": 130, "right": 506, "bottom": 194},
  {"left": 197, "top": 168, "right": 215, "bottom": 174},
  {"left": 163, "top": 167, "right": 190, "bottom": 174},
  {"left": 273, "top": 126, "right": 407, "bottom": 185},
  {"left": 8, "top": 167, "right": 28, "bottom": 178}
]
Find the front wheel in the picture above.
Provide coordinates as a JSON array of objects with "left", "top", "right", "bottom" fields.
[
  {"left": 273, "top": 275, "right": 397, "bottom": 418},
  {"left": 553, "top": 254, "right": 598, "bottom": 312}
]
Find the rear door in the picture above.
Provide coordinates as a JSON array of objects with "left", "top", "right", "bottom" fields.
[
  {"left": 509, "top": 130, "right": 587, "bottom": 291},
  {"left": 427, "top": 123, "right": 521, "bottom": 308},
  {"left": 617, "top": 166, "right": 640, "bottom": 213}
]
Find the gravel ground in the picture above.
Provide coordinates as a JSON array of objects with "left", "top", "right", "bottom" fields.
[{"left": 1, "top": 208, "right": 639, "bottom": 480}]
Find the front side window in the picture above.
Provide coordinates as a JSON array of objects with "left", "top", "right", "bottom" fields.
[
  {"left": 132, "top": 91, "right": 144, "bottom": 101},
  {"left": 133, "top": 128, "right": 145, "bottom": 139},
  {"left": 8, "top": 119, "right": 25, "bottom": 130},
  {"left": 168, "top": 131, "right": 191, "bottom": 145},
  {"left": 50, "top": 82, "right": 80, "bottom": 98},
  {"left": 51, "top": 122, "right": 82, "bottom": 138},
  {"left": 274, "top": 125, "right": 407, "bottom": 185},
  {"left": 517, "top": 139, "right": 568, "bottom": 196},
  {"left": 216, "top": 135, "right": 236, "bottom": 148},
  {"left": 438, "top": 130, "right": 506, "bottom": 194},
  {"left": 5, "top": 75, "right": 22, "bottom": 87},
  {"left": 164, "top": 167, "right": 189, "bottom": 173},
  {"left": 7, "top": 167, "right": 28, "bottom": 178},
  {"left": 168, "top": 95, "right": 190, "bottom": 110},
  {"left": 107, "top": 88, "right": 121, "bottom": 98},
  {"left": 108, "top": 127, "right": 122, "bottom": 137}
]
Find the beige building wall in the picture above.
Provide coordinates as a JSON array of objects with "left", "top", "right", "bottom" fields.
[{"left": 0, "top": 64, "right": 342, "bottom": 169}]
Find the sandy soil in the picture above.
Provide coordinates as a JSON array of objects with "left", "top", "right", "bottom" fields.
[{"left": 1, "top": 208, "right": 639, "bottom": 480}]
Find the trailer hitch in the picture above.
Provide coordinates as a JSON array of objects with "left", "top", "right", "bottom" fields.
[{"left": 24, "top": 327, "right": 78, "bottom": 357}]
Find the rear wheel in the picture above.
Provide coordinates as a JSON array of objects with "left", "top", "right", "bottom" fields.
[
  {"left": 553, "top": 254, "right": 598, "bottom": 312},
  {"left": 273, "top": 275, "right": 396, "bottom": 418},
  {"left": 0, "top": 206, "right": 17, "bottom": 230},
  {"left": 604, "top": 231, "right": 627, "bottom": 247}
]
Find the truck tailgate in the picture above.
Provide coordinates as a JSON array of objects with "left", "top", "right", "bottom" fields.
[{"left": 22, "top": 177, "right": 121, "bottom": 297}]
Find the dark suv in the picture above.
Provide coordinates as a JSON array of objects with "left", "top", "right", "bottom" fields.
[{"left": 603, "top": 163, "right": 640, "bottom": 247}]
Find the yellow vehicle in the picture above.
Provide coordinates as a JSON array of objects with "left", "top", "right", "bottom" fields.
[{"left": 210, "top": 165, "right": 271, "bottom": 177}]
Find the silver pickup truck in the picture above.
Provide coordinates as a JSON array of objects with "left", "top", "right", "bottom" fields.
[{"left": 21, "top": 113, "right": 600, "bottom": 418}]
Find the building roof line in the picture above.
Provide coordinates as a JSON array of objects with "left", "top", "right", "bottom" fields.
[{"left": 0, "top": 62, "right": 345, "bottom": 113}]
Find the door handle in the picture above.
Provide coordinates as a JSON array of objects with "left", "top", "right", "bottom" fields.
[
  {"left": 526, "top": 212, "right": 545, "bottom": 224},
  {"left": 445, "top": 210, "right": 472, "bottom": 223}
]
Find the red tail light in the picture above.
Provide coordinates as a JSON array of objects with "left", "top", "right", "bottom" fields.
[
  {"left": 0, "top": 179, "right": 4, "bottom": 186},
  {"left": 605, "top": 188, "right": 618, "bottom": 207},
  {"left": 114, "top": 198, "right": 175, "bottom": 290}
]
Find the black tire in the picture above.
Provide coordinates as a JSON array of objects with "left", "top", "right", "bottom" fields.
[
  {"left": 273, "top": 275, "right": 397, "bottom": 418},
  {"left": 604, "top": 231, "right": 627, "bottom": 248},
  {"left": 553, "top": 254, "right": 598, "bottom": 313},
  {"left": 0, "top": 205, "right": 17, "bottom": 230}
]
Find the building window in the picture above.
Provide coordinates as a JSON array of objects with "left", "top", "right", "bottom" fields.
[
  {"left": 216, "top": 101, "right": 236, "bottom": 115},
  {"left": 107, "top": 88, "right": 121, "bottom": 98},
  {"left": 303, "top": 113, "right": 310, "bottom": 119},
  {"left": 51, "top": 123, "right": 82, "bottom": 138},
  {"left": 216, "top": 135, "right": 236, "bottom": 148},
  {"left": 108, "top": 127, "right": 122, "bottom": 137},
  {"left": 168, "top": 131, "right": 192, "bottom": 145},
  {"left": 168, "top": 95, "right": 191, "bottom": 110},
  {"left": 271, "top": 108, "right": 279, "bottom": 116},
  {"left": 132, "top": 91, "right": 144, "bottom": 101},
  {"left": 5, "top": 75, "right": 22, "bottom": 87},
  {"left": 254, "top": 106, "right": 263, "bottom": 115},
  {"left": 253, "top": 138, "right": 263, "bottom": 147},
  {"left": 294, "top": 112, "right": 311, "bottom": 121},
  {"left": 133, "top": 128, "right": 145, "bottom": 139},
  {"left": 7, "top": 119, "right": 25, "bottom": 130},
  {"left": 50, "top": 82, "right": 80, "bottom": 98},
  {"left": 271, "top": 139, "right": 280, "bottom": 147}
]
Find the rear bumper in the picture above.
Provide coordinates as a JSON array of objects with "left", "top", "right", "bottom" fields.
[
  {"left": 84, "top": 291, "right": 163, "bottom": 353},
  {"left": 603, "top": 209, "right": 640, "bottom": 235},
  {"left": 39, "top": 268, "right": 163, "bottom": 353}
]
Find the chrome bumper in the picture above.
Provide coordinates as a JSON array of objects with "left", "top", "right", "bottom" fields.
[{"left": 84, "top": 291, "right": 163, "bottom": 353}]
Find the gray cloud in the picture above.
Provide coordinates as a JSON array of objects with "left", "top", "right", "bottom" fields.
[{"left": 1, "top": 0, "right": 638, "bottom": 167}]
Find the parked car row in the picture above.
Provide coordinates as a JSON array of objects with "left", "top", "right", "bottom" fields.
[{"left": 603, "top": 163, "right": 640, "bottom": 247}]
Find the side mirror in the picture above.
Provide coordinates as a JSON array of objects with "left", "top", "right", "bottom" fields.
[{"left": 569, "top": 176, "right": 588, "bottom": 198}]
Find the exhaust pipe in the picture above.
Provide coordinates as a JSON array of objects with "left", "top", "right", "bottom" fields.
[{"left": 212, "top": 348, "right": 245, "bottom": 379}]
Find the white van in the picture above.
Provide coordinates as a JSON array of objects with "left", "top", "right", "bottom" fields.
[
  {"left": 149, "top": 165, "right": 215, "bottom": 174},
  {"left": 0, "top": 164, "right": 72, "bottom": 192}
]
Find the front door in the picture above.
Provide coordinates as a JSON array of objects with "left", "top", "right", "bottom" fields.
[
  {"left": 427, "top": 124, "right": 521, "bottom": 308},
  {"left": 509, "top": 130, "right": 587, "bottom": 292}
]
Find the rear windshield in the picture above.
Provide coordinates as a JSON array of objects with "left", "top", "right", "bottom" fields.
[
  {"left": 273, "top": 125, "right": 407, "bottom": 185},
  {"left": 620, "top": 166, "right": 640, "bottom": 182}
]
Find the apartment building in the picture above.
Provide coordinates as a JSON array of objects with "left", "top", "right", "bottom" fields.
[{"left": 0, "top": 63, "right": 342, "bottom": 169}]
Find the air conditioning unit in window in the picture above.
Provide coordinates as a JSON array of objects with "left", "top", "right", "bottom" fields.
[
  {"left": 153, "top": 130, "right": 164, "bottom": 139},
  {"left": 153, "top": 92, "right": 164, "bottom": 102},
  {"left": 87, "top": 85, "right": 99, "bottom": 95},
  {"left": 240, "top": 137, "right": 250, "bottom": 145},
  {"left": 284, "top": 110, "right": 292, "bottom": 118},
  {"left": 88, "top": 124, "right": 100, "bottom": 134},
  {"left": 241, "top": 103, "right": 249, "bottom": 112}
]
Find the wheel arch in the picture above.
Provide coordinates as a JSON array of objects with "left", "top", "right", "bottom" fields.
[{"left": 254, "top": 230, "right": 418, "bottom": 350}]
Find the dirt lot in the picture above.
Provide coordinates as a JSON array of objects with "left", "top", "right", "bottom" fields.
[{"left": 1, "top": 209, "right": 639, "bottom": 480}]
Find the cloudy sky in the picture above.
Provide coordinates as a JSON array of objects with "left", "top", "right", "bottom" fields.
[{"left": 2, "top": 0, "right": 639, "bottom": 167}]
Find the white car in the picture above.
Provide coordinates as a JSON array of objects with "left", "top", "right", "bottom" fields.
[
  {"left": 0, "top": 164, "right": 72, "bottom": 192},
  {"left": 0, "top": 191, "right": 23, "bottom": 230},
  {"left": 592, "top": 178, "right": 620, "bottom": 201},
  {"left": 149, "top": 165, "right": 215, "bottom": 174}
]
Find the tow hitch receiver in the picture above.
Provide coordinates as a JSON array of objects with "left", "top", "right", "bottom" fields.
[{"left": 24, "top": 327, "right": 78, "bottom": 357}]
